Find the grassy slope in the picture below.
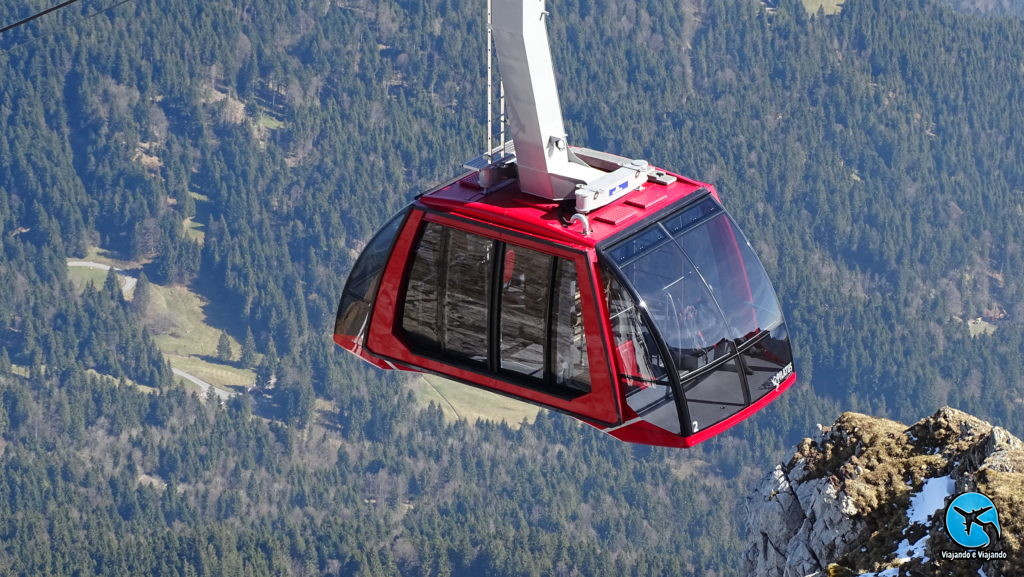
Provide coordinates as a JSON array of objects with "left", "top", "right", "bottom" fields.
[
  {"left": 66, "top": 266, "right": 111, "bottom": 291},
  {"left": 145, "top": 284, "right": 255, "bottom": 391},
  {"left": 413, "top": 374, "right": 540, "bottom": 427},
  {"left": 67, "top": 256, "right": 255, "bottom": 392},
  {"left": 801, "top": 0, "right": 844, "bottom": 15}
]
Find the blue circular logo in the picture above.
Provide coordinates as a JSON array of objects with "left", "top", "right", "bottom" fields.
[{"left": 945, "top": 492, "right": 1001, "bottom": 549}]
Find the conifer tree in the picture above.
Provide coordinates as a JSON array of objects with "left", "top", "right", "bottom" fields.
[
  {"left": 104, "top": 267, "right": 123, "bottom": 302},
  {"left": 217, "top": 331, "right": 233, "bottom": 362},
  {"left": 132, "top": 271, "right": 152, "bottom": 316},
  {"left": 240, "top": 328, "right": 257, "bottom": 367}
]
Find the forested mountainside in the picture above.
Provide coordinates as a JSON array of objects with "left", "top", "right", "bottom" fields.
[
  {"left": 942, "top": 0, "right": 1024, "bottom": 17},
  {"left": 0, "top": 0, "right": 1022, "bottom": 574}
]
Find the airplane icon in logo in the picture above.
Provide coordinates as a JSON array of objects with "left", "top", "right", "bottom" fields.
[{"left": 953, "top": 505, "right": 1001, "bottom": 544}]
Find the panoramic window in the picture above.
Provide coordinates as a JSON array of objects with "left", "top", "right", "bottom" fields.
[
  {"left": 610, "top": 225, "right": 727, "bottom": 378},
  {"left": 606, "top": 195, "right": 785, "bottom": 374},
  {"left": 500, "top": 246, "right": 553, "bottom": 380},
  {"left": 551, "top": 258, "right": 590, "bottom": 392},
  {"left": 739, "top": 324, "right": 793, "bottom": 402},
  {"left": 603, "top": 194, "right": 793, "bottom": 433},
  {"left": 402, "top": 223, "right": 493, "bottom": 366},
  {"left": 401, "top": 222, "right": 591, "bottom": 393},
  {"left": 681, "top": 345, "right": 747, "bottom": 432}
]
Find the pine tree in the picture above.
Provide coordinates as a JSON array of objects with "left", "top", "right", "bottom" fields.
[
  {"left": 240, "top": 328, "right": 257, "bottom": 367},
  {"left": 217, "top": 331, "right": 233, "bottom": 362},
  {"left": 132, "top": 271, "right": 152, "bottom": 316},
  {"left": 104, "top": 267, "right": 123, "bottom": 302}
]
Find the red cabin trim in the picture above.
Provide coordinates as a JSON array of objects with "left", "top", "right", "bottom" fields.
[
  {"left": 418, "top": 167, "right": 712, "bottom": 247},
  {"left": 602, "top": 371, "right": 797, "bottom": 448}
]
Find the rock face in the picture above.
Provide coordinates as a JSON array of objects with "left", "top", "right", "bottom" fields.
[{"left": 745, "top": 407, "right": 1024, "bottom": 577}]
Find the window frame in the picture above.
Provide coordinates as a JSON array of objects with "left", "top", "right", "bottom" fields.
[{"left": 379, "top": 210, "right": 620, "bottom": 425}]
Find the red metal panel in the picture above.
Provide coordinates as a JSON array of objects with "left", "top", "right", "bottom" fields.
[
  {"left": 592, "top": 206, "right": 639, "bottom": 226},
  {"left": 418, "top": 166, "right": 712, "bottom": 245},
  {"left": 625, "top": 189, "right": 668, "bottom": 209}
]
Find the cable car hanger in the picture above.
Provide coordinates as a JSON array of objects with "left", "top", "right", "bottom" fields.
[{"left": 334, "top": 0, "right": 796, "bottom": 448}]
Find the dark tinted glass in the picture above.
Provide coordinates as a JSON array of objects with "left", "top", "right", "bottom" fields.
[
  {"left": 336, "top": 207, "right": 408, "bottom": 337},
  {"left": 662, "top": 197, "right": 720, "bottom": 236},
  {"left": 551, "top": 259, "right": 591, "bottom": 392},
  {"left": 614, "top": 238, "right": 727, "bottom": 379},
  {"left": 401, "top": 224, "right": 493, "bottom": 366},
  {"left": 739, "top": 323, "right": 794, "bottom": 402},
  {"left": 682, "top": 343, "right": 746, "bottom": 433},
  {"left": 604, "top": 267, "right": 681, "bottom": 435},
  {"left": 601, "top": 194, "right": 793, "bottom": 438},
  {"left": 679, "top": 214, "right": 761, "bottom": 342},
  {"left": 500, "top": 246, "right": 553, "bottom": 380},
  {"left": 439, "top": 228, "right": 493, "bottom": 363},
  {"left": 734, "top": 236, "right": 785, "bottom": 335},
  {"left": 608, "top": 224, "right": 667, "bottom": 265},
  {"left": 401, "top": 223, "right": 444, "bottom": 346}
]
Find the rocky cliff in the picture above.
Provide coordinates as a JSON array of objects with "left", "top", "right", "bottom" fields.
[{"left": 745, "top": 407, "right": 1024, "bottom": 577}]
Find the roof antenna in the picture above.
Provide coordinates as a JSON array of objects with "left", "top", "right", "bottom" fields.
[
  {"left": 469, "top": 0, "right": 511, "bottom": 188},
  {"left": 485, "top": 0, "right": 508, "bottom": 164}
]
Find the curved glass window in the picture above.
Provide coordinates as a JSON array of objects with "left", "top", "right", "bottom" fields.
[
  {"left": 740, "top": 322, "right": 794, "bottom": 402},
  {"left": 335, "top": 207, "right": 409, "bottom": 339},
  {"left": 607, "top": 196, "right": 784, "bottom": 353},
  {"left": 604, "top": 268, "right": 680, "bottom": 435},
  {"left": 602, "top": 194, "right": 792, "bottom": 434}
]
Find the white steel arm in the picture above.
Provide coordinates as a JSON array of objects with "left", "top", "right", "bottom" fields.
[{"left": 491, "top": 0, "right": 603, "bottom": 200}]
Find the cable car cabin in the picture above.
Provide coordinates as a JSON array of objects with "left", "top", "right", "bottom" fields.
[
  {"left": 336, "top": 0, "right": 794, "bottom": 448},
  {"left": 334, "top": 157, "right": 796, "bottom": 448}
]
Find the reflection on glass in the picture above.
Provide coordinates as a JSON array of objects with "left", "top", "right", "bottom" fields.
[
  {"left": 500, "top": 247, "right": 553, "bottom": 381},
  {"left": 684, "top": 353, "right": 746, "bottom": 432},
  {"left": 662, "top": 197, "right": 720, "bottom": 236},
  {"left": 401, "top": 224, "right": 493, "bottom": 366},
  {"left": 740, "top": 323, "right": 793, "bottom": 401},
  {"left": 604, "top": 269, "right": 681, "bottom": 435},
  {"left": 440, "top": 229, "right": 492, "bottom": 363},
  {"left": 613, "top": 231, "right": 729, "bottom": 378},
  {"left": 608, "top": 225, "right": 667, "bottom": 264},
  {"left": 679, "top": 214, "right": 759, "bottom": 341},
  {"left": 402, "top": 223, "right": 443, "bottom": 345},
  {"left": 734, "top": 238, "right": 784, "bottom": 336},
  {"left": 606, "top": 196, "right": 786, "bottom": 374},
  {"left": 337, "top": 208, "right": 408, "bottom": 337},
  {"left": 602, "top": 194, "right": 794, "bottom": 436},
  {"left": 551, "top": 260, "right": 590, "bottom": 392}
]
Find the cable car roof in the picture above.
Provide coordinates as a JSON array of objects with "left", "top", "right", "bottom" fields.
[{"left": 418, "top": 159, "right": 715, "bottom": 248}]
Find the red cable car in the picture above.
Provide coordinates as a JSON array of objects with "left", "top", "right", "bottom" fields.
[{"left": 334, "top": 0, "right": 795, "bottom": 448}]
